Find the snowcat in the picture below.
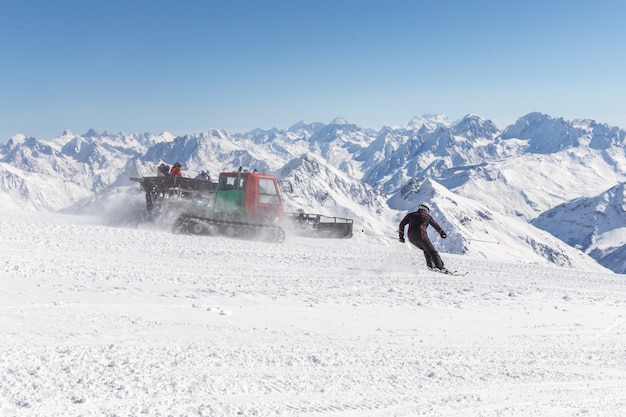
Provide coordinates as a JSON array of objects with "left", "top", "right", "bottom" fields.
[{"left": 131, "top": 169, "right": 353, "bottom": 242}]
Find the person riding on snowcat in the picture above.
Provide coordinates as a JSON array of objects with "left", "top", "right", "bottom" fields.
[{"left": 131, "top": 168, "right": 353, "bottom": 243}]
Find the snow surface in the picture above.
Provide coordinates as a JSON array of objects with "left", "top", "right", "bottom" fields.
[{"left": 1, "top": 209, "right": 625, "bottom": 416}]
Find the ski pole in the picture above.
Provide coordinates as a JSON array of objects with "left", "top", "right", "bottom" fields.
[
  {"left": 467, "top": 238, "right": 500, "bottom": 244},
  {"left": 359, "top": 229, "right": 400, "bottom": 241}
]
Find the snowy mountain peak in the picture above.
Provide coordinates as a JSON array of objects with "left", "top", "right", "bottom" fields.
[
  {"left": 8, "top": 134, "right": 29, "bottom": 145},
  {"left": 288, "top": 120, "right": 309, "bottom": 131},
  {"left": 286, "top": 120, "right": 326, "bottom": 136},
  {"left": 330, "top": 116, "right": 349, "bottom": 125},
  {"left": 60, "top": 129, "right": 78, "bottom": 139},
  {"left": 453, "top": 114, "right": 501, "bottom": 139},
  {"left": 83, "top": 129, "right": 100, "bottom": 138},
  {"left": 1, "top": 133, "right": 37, "bottom": 150},
  {"left": 405, "top": 114, "right": 452, "bottom": 130},
  {"left": 501, "top": 112, "right": 583, "bottom": 153}
]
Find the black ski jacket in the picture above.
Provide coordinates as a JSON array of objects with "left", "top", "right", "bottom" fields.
[{"left": 399, "top": 209, "right": 445, "bottom": 242}]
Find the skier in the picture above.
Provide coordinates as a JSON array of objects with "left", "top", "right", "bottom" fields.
[{"left": 398, "top": 202, "right": 449, "bottom": 273}]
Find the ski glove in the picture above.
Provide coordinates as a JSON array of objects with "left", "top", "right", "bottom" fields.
[
  {"left": 440, "top": 232, "right": 447, "bottom": 239},
  {"left": 399, "top": 233, "right": 405, "bottom": 243}
]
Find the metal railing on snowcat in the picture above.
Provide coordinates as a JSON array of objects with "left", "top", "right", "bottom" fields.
[
  {"left": 282, "top": 212, "right": 353, "bottom": 239},
  {"left": 130, "top": 176, "right": 218, "bottom": 211}
]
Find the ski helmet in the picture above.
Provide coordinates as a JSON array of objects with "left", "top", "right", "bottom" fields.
[{"left": 418, "top": 202, "right": 431, "bottom": 213}]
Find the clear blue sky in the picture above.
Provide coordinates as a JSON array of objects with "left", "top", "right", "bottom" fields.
[{"left": 1, "top": 0, "right": 625, "bottom": 140}]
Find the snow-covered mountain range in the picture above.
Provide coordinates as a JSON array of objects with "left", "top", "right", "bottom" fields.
[{"left": 1, "top": 112, "right": 625, "bottom": 273}]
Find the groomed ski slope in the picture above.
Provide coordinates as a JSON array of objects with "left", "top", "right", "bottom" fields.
[{"left": 1, "top": 209, "right": 625, "bottom": 416}]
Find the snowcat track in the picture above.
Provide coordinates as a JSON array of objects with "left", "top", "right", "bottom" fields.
[{"left": 174, "top": 215, "right": 285, "bottom": 243}]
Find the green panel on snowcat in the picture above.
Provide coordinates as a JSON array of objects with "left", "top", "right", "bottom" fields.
[{"left": 215, "top": 189, "right": 245, "bottom": 214}]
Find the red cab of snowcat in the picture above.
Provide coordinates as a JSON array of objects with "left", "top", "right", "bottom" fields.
[{"left": 217, "top": 171, "right": 284, "bottom": 218}]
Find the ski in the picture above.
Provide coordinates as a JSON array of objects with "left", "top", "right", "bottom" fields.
[{"left": 428, "top": 268, "right": 467, "bottom": 276}]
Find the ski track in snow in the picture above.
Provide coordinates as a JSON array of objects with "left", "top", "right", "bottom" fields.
[{"left": 1, "top": 210, "right": 625, "bottom": 416}]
